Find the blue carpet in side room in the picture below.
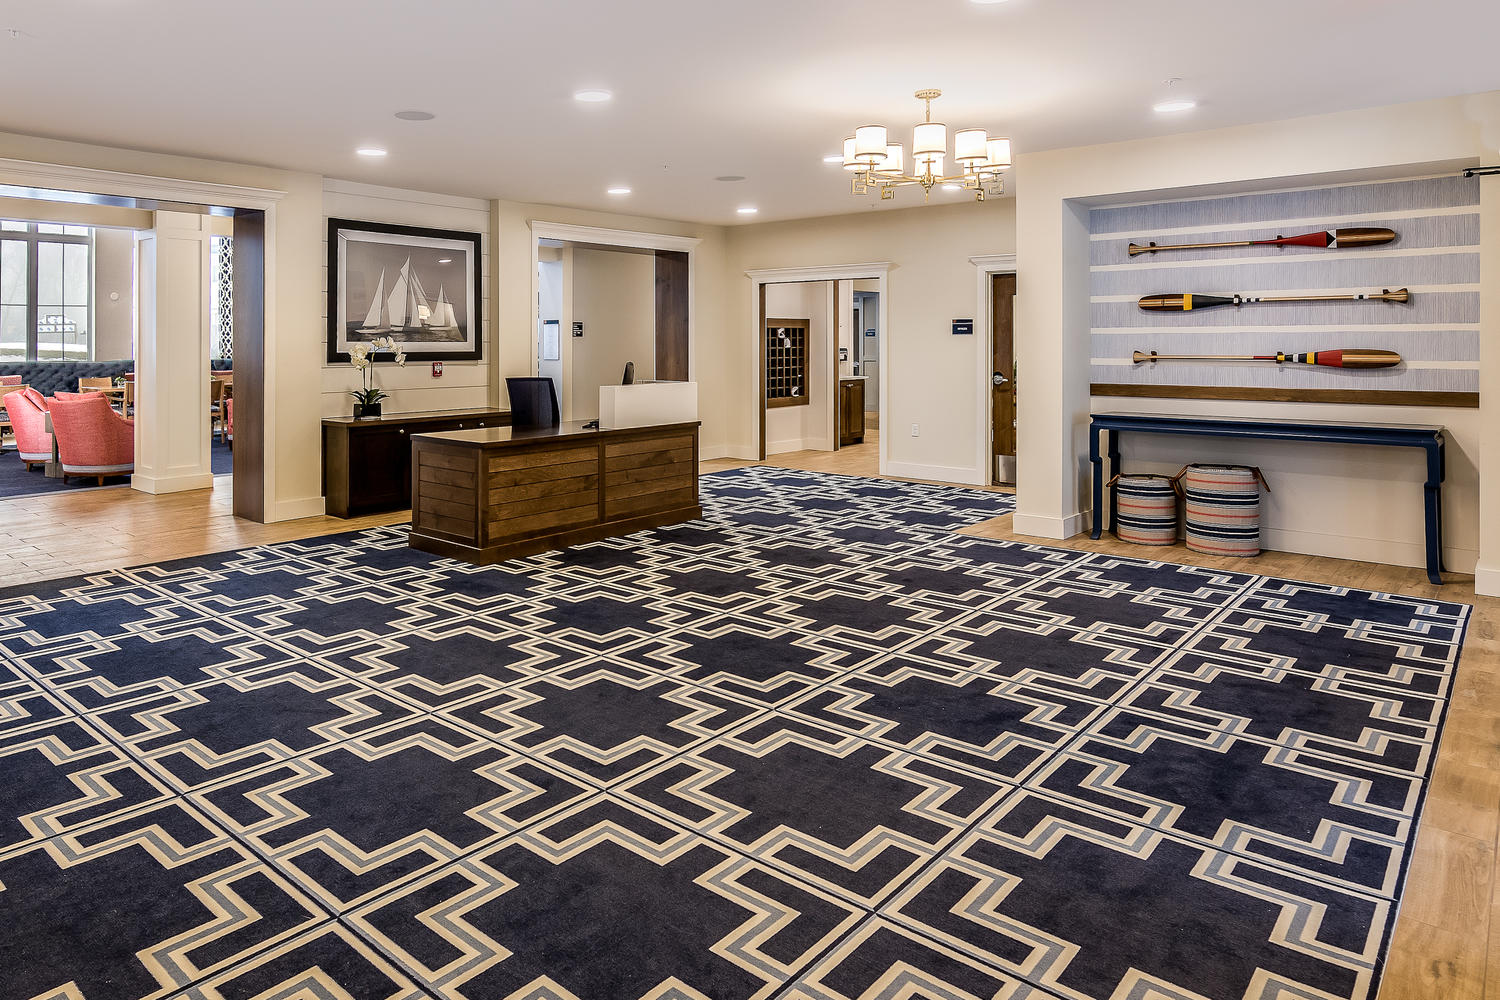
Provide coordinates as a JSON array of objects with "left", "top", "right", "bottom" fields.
[
  {"left": 0, "top": 437, "right": 232, "bottom": 498},
  {"left": 0, "top": 466, "right": 1468, "bottom": 999}
]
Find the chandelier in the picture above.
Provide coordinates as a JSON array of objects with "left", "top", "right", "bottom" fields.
[{"left": 841, "top": 89, "right": 1010, "bottom": 202}]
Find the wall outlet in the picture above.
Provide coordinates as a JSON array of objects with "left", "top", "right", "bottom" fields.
[{"left": 910, "top": 423, "right": 919, "bottom": 437}]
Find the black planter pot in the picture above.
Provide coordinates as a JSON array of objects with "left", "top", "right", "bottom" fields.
[{"left": 353, "top": 402, "right": 382, "bottom": 419}]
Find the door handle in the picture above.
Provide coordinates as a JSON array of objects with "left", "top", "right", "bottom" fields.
[{"left": 992, "top": 371, "right": 1009, "bottom": 387}]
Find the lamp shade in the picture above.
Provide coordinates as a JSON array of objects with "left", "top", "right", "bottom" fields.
[
  {"left": 985, "top": 137, "right": 1013, "bottom": 169},
  {"left": 912, "top": 121, "right": 947, "bottom": 158},
  {"left": 876, "top": 142, "right": 905, "bottom": 177},
  {"left": 842, "top": 137, "right": 862, "bottom": 172},
  {"left": 955, "top": 128, "right": 988, "bottom": 163},
  {"left": 854, "top": 125, "right": 889, "bottom": 162}
]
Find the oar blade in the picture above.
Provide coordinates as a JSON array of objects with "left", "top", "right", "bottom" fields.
[
  {"left": 1326, "top": 349, "right": 1403, "bottom": 369},
  {"left": 1138, "top": 293, "right": 1237, "bottom": 312},
  {"left": 1331, "top": 227, "right": 1397, "bottom": 248}
]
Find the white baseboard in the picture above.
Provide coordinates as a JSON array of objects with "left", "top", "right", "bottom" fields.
[
  {"left": 1012, "top": 511, "right": 1088, "bottom": 540},
  {"left": 766, "top": 438, "right": 807, "bottom": 456},
  {"left": 1476, "top": 563, "right": 1500, "bottom": 598},
  {"left": 264, "top": 496, "right": 328, "bottom": 523},
  {"left": 131, "top": 471, "right": 214, "bottom": 495},
  {"left": 699, "top": 444, "right": 748, "bottom": 462},
  {"left": 1258, "top": 525, "right": 1477, "bottom": 576},
  {"left": 882, "top": 460, "right": 984, "bottom": 486}
]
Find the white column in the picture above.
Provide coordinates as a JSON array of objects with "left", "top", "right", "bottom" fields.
[
  {"left": 1476, "top": 172, "right": 1500, "bottom": 596},
  {"left": 132, "top": 211, "right": 213, "bottom": 494}
]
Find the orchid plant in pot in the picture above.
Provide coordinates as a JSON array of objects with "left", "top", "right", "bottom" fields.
[{"left": 347, "top": 336, "right": 407, "bottom": 418}]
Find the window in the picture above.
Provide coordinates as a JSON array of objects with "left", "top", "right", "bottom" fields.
[
  {"left": 764, "top": 318, "right": 810, "bottom": 408},
  {"left": 0, "top": 222, "right": 93, "bottom": 361}
]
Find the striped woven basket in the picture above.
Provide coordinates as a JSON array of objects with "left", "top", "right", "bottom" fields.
[
  {"left": 1180, "top": 464, "right": 1267, "bottom": 557},
  {"left": 1111, "top": 474, "right": 1179, "bottom": 546}
]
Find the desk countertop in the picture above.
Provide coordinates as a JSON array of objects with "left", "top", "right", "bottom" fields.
[{"left": 413, "top": 420, "right": 700, "bottom": 447}]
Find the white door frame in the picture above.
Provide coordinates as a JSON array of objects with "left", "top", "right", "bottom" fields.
[
  {"left": 528, "top": 221, "right": 701, "bottom": 420},
  {"left": 971, "top": 253, "right": 1018, "bottom": 486},
  {"left": 0, "top": 157, "right": 289, "bottom": 517},
  {"left": 746, "top": 263, "right": 891, "bottom": 475}
]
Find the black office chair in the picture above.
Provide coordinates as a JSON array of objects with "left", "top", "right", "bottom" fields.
[{"left": 505, "top": 377, "right": 561, "bottom": 430}]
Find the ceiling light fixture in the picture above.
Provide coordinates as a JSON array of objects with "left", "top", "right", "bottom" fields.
[
  {"left": 840, "top": 89, "right": 1009, "bottom": 203},
  {"left": 394, "top": 110, "right": 435, "bottom": 121},
  {"left": 1153, "top": 99, "right": 1196, "bottom": 113},
  {"left": 716, "top": 175, "right": 747, "bottom": 182},
  {"left": 573, "top": 89, "right": 613, "bottom": 103},
  {"left": 822, "top": 154, "right": 845, "bottom": 163},
  {"left": 607, "top": 187, "right": 632, "bottom": 195},
  {"left": 737, "top": 207, "right": 759, "bottom": 215},
  {"left": 355, "top": 147, "right": 388, "bottom": 158}
]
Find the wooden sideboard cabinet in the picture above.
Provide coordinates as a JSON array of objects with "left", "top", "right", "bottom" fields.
[
  {"left": 322, "top": 408, "right": 511, "bottom": 518},
  {"left": 839, "top": 377, "right": 866, "bottom": 446}
]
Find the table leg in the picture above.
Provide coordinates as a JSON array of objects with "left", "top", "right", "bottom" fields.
[
  {"left": 1423, "top": 440, "right": 1444, "bottom": 585},
  {"left": 1090, "top": 425, "right": 1104, "bottom": 540}
]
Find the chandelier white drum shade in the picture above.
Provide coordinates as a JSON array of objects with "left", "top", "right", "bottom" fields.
[{"left": 841, "top": 89, "right": 1010, "bottom": 202}]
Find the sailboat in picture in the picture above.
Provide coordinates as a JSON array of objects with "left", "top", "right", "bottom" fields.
[
  {"left": 356, "top": 268, "right": 391, "bottom": 333},
  {"left": 428, "top": 285, "right": 460, "bottom": 333}
]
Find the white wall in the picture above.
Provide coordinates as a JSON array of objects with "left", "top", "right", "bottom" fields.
[
  {"left": 725, "top": 199, "right": 1016, "bottom": 481},
  {"left": 537, "top": 256, "right": 562, "bottom": 395},
  {"left": 1013, "top": 91, "right": 1500, "bottom": 587},
  {"left": 764, "top": 281, "right": 833, "bottom": 454},
  {"left": 567, "top": 246, "right": 655, "bottom": 422},
  {"left": 92, "top": 227, "right": 135, "bottom": 361},
  {"left": 320, "top": 179, "right": 491, "bottom": 416}
]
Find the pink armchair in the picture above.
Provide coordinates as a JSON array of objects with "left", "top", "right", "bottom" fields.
[
  {"left": 7, "top": 389, "right": 51, "bottom": 470},
  {"left": 47, "top": 394, "right": 134, "bottom": 485}
]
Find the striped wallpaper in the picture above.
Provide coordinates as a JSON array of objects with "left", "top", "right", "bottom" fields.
[{"left": 1087, "top": 174, "right": 1480, "bottom": 395}]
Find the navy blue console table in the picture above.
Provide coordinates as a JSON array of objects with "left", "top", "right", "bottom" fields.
[{"left": 1089, "top": 411, "right": 1447, "bottom": 584}]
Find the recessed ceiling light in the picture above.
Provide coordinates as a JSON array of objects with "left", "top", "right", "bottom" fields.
[
  {"left": 822, "top": 154, "right": 844, "bottom": 164},
  {"left": 970, "top": 0, "right": 1017, "bottom": 4},
  {"left": 941, "top": 183, "right": 962, "bottom": 192},
  {"left": 394, "top": 110, "right": 435, "bottom": 121},
  {"left": 716, "top": 175, "right": 747, "bottom": 182},
  {"left": 437, "top": 258, "right": 453, "bottom": 264},
  {"left": 355, "top": 147, "right": 388, "bottom": 157},
  {"left": 573, "top": 89, "right": 613, "bottom": 103},
  {"left": 1152, "top": 99, "right": 1197, "bottom": 114},
  {"left": 737, "top": 206, "right": 759, "bottom": 215},
  {"left": 607, "top": 187, "right": 632, "bottom": 195}
]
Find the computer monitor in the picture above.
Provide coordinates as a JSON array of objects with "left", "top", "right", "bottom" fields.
[
  {"left": 622, "top": 361, "right": 635, "bottom": 386},
  {"left": 506, "top": 377, "right": 560, "bottom": 430}
]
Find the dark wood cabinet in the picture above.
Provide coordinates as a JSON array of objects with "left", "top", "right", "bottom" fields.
[
  {"left": 322, "top": 408, "right": 511, "bottom": 518},
  {"left": 839, "top": 378, "right": 866, "bottom": 446}
]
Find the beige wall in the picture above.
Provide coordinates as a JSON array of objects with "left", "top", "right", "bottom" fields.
[
  {"left": 92, "top": 227, "right": 134, "bottom": 361},
  {"left": 764, "top": 281, "right": 833, "bottom": 454},
  {"left": 568, "top": 246, "right": 655, "bottom": 422},
  {"left": 724, "top": 199, "right": 1017, "bottom": 481},
  {"left": 1013, "top": 92, "right": 1500, "bottom": 588}
]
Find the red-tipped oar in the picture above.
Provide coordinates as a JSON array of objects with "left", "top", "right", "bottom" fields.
[
  {"left": 1128, "top": 227, "right": 1396, "bottom": 257},
  {"left": 1139, "top": 288, "right": 1409, "bottom": 311},
  {"left": 1132, "top": 349, "right": 1402, "bottom": 369}
]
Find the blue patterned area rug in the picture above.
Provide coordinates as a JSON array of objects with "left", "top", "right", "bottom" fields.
[{"left": 0, "top": 467, "right": 1469, "bottom": 1000}]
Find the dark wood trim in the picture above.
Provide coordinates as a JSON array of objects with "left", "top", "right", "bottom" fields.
[
  {"left": 231, "top": 209, "right": 266, "bottom": 522},
  {"left": 325, "top": 217, "right": 483, "bottom": 364},
  {"left": 831, "top": 281, "right": 842, "bottom": 452},
  {"left": 1090, "top": 383, "right": 1479, "bottom": 408},
  {"left": 654, "top": 250, "right": 689, "bottom": 382},
  {"left": 757, "top": 283, "right": 767, "bottom": 461}
]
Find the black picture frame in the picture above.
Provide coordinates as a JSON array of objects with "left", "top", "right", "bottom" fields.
[{"left": 326, "top": 217, "right": 483, "bottom": 363}]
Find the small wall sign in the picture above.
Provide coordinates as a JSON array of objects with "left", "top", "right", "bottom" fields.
[
  {"left": 952, "top": 319, "right": 974, "bottom": 336},
  {"left": 572, "top": 321, "right": 585, "bottom": 338}
]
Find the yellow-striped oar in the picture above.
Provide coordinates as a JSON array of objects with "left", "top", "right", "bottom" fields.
[
  {"left": 1140, "top": 288, "right": 1409, "bottom": 311},
  {"left": 1132, "top": 349, "right": 1402, "bottom": 369}
]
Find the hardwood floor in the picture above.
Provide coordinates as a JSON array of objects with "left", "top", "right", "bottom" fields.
[{"left": 0, "top": 441, "right": 1491, "bottom": 997}]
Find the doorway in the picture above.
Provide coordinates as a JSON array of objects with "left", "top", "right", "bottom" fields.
[{"left": 991, "top": 272, "right": 1016, "bottom": 484}]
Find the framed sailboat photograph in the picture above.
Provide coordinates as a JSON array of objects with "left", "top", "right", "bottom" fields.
[{"left": 327, "top": 218, "right": 483, "bottom": 363}]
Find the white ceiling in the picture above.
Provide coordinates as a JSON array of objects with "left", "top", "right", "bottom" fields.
[{"left": 3, "top": 0, "right": 1499, "bottom": 225}]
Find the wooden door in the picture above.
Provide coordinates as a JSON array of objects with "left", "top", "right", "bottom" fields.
[{"left": 991, "top": 274, "right": 1017, "bottom": 482}]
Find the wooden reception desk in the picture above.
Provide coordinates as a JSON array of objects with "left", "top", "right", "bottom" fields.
[{"left": 408, "top": 420, "right": 701, "bottom": 564}]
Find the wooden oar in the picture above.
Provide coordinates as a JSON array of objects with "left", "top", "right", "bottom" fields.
[
  {"left": 1139, "top": 288, "right": 1409, "bottom": 311},
  {"left": 1128, "top": 227, "right": 1396, "bottom": 257},
  {"left": 1132, "top": 349, "right": 1402, "bottom": 369}
]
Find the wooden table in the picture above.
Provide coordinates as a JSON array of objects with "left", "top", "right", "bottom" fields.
[
  {"left": 409, "top": 420, "right": 701, "bottom": 564},
  {"left": 1088, "top": 410, "right": 1447, "bottom": 584}
]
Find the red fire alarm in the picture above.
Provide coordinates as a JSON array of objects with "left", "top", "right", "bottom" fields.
[{"left": 431, "top": 362, "right": 443, "bottom": 378}]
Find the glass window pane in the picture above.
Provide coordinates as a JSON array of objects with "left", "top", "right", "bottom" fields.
[
  {"left": 63, "top": 225, "right": 89, "bottom": 236},
  {"left": 0, "top": 221, "right": 27, "bottom": 232},
  {"left": 0, "top": 306, "right": 25, "bottom": 360},
  {"left": 37, "top": 224, "right": 63, "bottom": 235},
  {"left": 37, "top": 241, "right": 62, "bottom": 305},
  {"left": 64, "top": 243, "right": 88, "bottom": 306},
  {"left": 1, "top": 240, "right": 25, "bottom": 305},
  {"left": 63, "top": 305, "right": 88, "bottom": 357}
]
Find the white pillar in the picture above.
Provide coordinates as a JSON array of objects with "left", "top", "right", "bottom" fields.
[
  {"left": 132, "top": 211, "right": 213, "bottom": 494},
  {"left": 1475, "top": 172, "right": 1500, "bottom": 596}
]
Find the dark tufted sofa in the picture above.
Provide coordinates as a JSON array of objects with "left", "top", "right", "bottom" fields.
[{"left": 0, "top": 359, "right": 230, "bottom": 396}]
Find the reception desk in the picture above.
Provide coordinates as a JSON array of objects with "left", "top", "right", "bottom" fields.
[{"left": 408, "top": 420, "right": 701, "bottom": 564}]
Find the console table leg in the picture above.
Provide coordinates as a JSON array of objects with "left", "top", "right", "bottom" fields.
[
  {"left": 1423, "top": 442, "right": 1444, "bottom": 585},
  {"left": 1090, "top": 428, "right": 1104, "bottom": 540}
]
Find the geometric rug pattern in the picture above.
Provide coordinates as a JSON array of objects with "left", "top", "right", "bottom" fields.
[{"left": 0, "top": 467, "right": 1468, "bottom": 999}]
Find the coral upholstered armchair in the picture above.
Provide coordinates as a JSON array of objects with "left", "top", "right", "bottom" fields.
[
  {"left": 47, "top": 393, "right": 134, "bottom": 485},
  {"left": 7, "top": 389, "right": 52, "bottom": 471}
]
